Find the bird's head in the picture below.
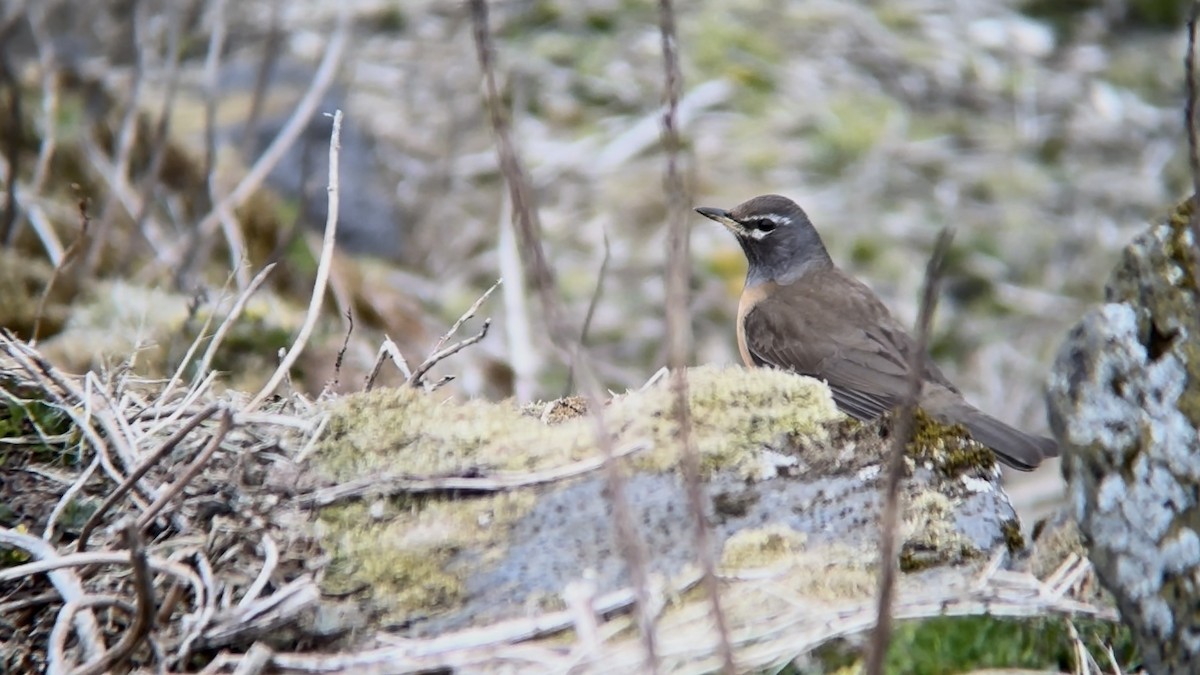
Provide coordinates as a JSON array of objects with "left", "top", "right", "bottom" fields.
[{"left": 695, "top": 194, "right": 832, "bottom": 283}]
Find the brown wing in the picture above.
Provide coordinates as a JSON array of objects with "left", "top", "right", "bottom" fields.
[{"left": 741, "top": 269, "right": 956, "bottom": 420}]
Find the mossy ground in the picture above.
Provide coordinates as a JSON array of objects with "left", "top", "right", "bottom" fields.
[
  {"left": 801, "top": 616, "right": 1139, "bottom": 674},
  {"left": 311, "top": 366, "right": 1022, "bottom": 626}
]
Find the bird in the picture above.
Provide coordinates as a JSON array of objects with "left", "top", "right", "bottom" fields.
[{"left": 695, "top": 194, "right": 1058, "bottom": 471}]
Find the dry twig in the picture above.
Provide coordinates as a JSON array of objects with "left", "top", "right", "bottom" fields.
[
  {"left": 407, "top": 279, "right": 500, "bottom": 389},
  {"left": 864, "top": 228, "right": 954, "bottom": 675},
  {"left": 1186, "top": 3, "right": 1200, "bottom": 276},
  {"left": 31, "top": 197, "right": 89, "bottom": 344},
  {"left": 657, "top": 0, "right": 734, "bottom": 671},
  {"left": 244, "top": 110, "right": 343, "bottom": 412},
  {"left": 298, "top": 440, "right": 649, "bottom": 508},
  {"left": 468, "top": 1, "right": 660, "bottom": 669},
  {"left": 364, "top": 336, "right": 411, "bottom": 391},
  {"left": 134, "top": 408, "right": 233, "bottom": 532},
  {"left": 76, "top": 404, "right": 222, "bottom": 552}
]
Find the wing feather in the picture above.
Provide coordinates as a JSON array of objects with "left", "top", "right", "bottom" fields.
[{"left": 741, "top": 270, "right": 954, "bottom": 420}]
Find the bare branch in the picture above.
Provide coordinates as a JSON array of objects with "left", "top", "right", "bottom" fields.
[
  {"left": 1185, "top": 3, "right": 1200, "bottom": 275},
  {"left": 658, "top": 0, "right": 734, "bottom": 670},
  {"left": 409, "top": 320, "right": 491, "bottom": 389},
  {"left": 364, "top": 336, "right": 411, "bottom": 392},
  {"left": 244, "top": 109, "right": 343, "bottom": 412},
  {"left": 864, "top": 228, "right": 955, "bottom": 675},
  {"left": 76, "top": 404, "right": 222, "bottom": 553},
  {"left": 564, "top": 229, "right": 612, "bottom": 396},
  {"left": 67, "top": 524, "right": 157, "bottom": 675},
  {"left": 31, "top": 197, "right": 89, "bottom": 344},
  {"left": 175, "top": 6, "right": 348, "bottom": 287},
  {"left": 0, "top": 22, "right": 22, "bottom": 247},
  {"left": 329, "top": 309, "right": 354, "bottom": 394},
  {"left": 135, "top": 408, "right": 234, "bottom": 532},
  {"left": 468, "top": 2, "right": 660, "bottom": 668},
  {"left": 407, "top": 279, "right": 501, "bottom": 388},
  {"left": 298, "top": 440, "right": 650, "bottom": 508}
]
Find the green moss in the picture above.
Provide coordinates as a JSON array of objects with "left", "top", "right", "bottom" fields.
[
  {"left": 874, "top": 4, "right": 922, "bottom": 31},
  {"left": 884, "top": 616, "right": 1140, "bottom": 674},
  {"left": 365, "top": 5, "right": 407, "bottom": 33},
  {"left": 905, "top": 409, "right": 998, "bottom": 478},
  {"left": 1000, "top": 518, "right": 1026, "bottom": 554},
  {"left": 849, "top": 239, "right": 884, "bottom": 267},
  {"left": 316, "top": 366, "right": 840, "bottom": 483},
  {"left": 317, "top": 492, "right": 537, "bottom": 623},
  {"left": 324, "top": 541, "right": 463, "bottom": 619},
  {"left": 0, "top": 380, "right": 76, "bottom": 462}
]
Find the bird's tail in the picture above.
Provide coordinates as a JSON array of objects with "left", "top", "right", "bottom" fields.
[
  {"left": 920, "top": 388, "right": 1059, "bottom": 471},
  {"left": 955, "top": 409, "right": 1058, "bottom": 471}
]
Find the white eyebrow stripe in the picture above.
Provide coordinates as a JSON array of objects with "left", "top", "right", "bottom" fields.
[{"left": 742, "top": 213, "right": 790, "bottom": 239}]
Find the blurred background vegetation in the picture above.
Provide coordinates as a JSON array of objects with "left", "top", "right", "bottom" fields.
[{"left": 0, "top": 0, "right": 1191, "bottom": 517}]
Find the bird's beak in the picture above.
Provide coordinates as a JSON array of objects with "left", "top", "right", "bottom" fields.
[{"left": 694, "top": 206, "right": 745, "bottom": 236}]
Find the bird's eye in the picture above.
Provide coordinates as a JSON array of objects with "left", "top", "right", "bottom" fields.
[{"left": 753, "top": 218, "right": 777, "bottom": 232}]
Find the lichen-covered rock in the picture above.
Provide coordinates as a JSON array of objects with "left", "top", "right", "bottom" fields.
[
  {"left": 306, "top": 365, "right": 1024, "bottom": 635},
  {"left": 1046, "top": 200, "right": 1200, "bottom": 674}
]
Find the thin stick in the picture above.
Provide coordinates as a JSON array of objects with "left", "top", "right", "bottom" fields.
[
  {"left": 0, "top": 528, "right": 106, "bottom": 663},
  {"left": 428, "top": 279, "right": 501, "bottom": 357},
  {"left": 407, "top": 279, "right": 500, "bottom": 388},
  {"left": 43, "top": 455, "right": 99, "bottom": 542},
  {"left": 244, "top": 110, "right": 342, "bottom": 412},
  {"left": 408, "top": 321, "right": 490, "bottom": 389},
  {"left": 468, "top": 3, "right": 659, "bottom": 669},
  {"left": 864, "top": 228, "right": 954, "bottom": 675},
  {"left": 564, "top": 229, "right": 612, "bottom": 396},
  {"left": 125, "top": 0, "right": 188, "bottom": 270},
  {"left": 31, "top": 197, "right": 89, "bottom": 344},
  {"left": 658, "top": 0, "right": 734, "bottom": 671},
  {"left": 85, "top": 0, "right": 147, "bottom": 274},
  {"left": 76, "top": 404, "right": 222, "bottom": 552},
  {"left": 329, "top": 308, "right": 353, "bottom": 393},
  {"left": 188, "top": 263, "right": 277, "bottom": 391},
  {"left": 20, "top": 0, "right": 61, "bottom": 242},
  {"left": 135, "top": 409, "right": 234, "bottom": 531},
  {"left": 0, "top": 22, "right": 23, "bottom": 247},
  {"left": 68, "top": 524, "right": 157, "bottom": 675},
  {"left": 468, "top": 0, "right": 556, "bottom": 320},
  {"left": 298, "top": 440, "right": 650, "bottom": 508},
  {"left": 497, "top": 191, "right": 538, "bottom": 401},
  {"left": 1185, "top": 3, "right": 1200, "bottom": 275},
  {"left": 364, "top": 336, "right": 410, "bottom": 392}
]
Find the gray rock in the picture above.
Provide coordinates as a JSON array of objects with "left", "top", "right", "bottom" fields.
[
  {"left": 1046, "top": 201, "right": 1200, "bottom": 674},
  {"left": 309, "top": 366, "right": 1025, "bottom": 636}
]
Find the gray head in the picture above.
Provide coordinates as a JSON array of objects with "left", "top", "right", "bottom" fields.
[{"left": 695, "top": 194, "right": 832, "bottom": 284}]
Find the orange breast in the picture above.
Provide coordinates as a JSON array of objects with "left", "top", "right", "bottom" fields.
[{"left": 736, "top": 282, "right": 776, "bottom": 368}]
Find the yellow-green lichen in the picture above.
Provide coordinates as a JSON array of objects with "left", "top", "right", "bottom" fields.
[
  {"left": 316, "top": 491, "right": 537, "bottom": 623},
  {"left": 315, "top": 365, "right": 842, "bottom": 484},
  {"left": 899, "top": 491, "right": 979, "bottom": 572},
  {"left": 310, "top": 367, "right": 843, "bottom": 622},
  {"left": 720, "top": 524, "right": 808, "bottom": 571},
  {"left": 614, "top": 366, "right": 841, "bottom": 477},
  {"left": 1109, "top": 198, "right": 1200, "bottom": 427}
]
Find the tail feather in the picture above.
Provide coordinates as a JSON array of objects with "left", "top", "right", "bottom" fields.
[
  {"left": 958, "top": 411, "right": 1058, "bottom": 471},
  {"left": 920, "top": 386, "right": 1058, "bottom": 471}
]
